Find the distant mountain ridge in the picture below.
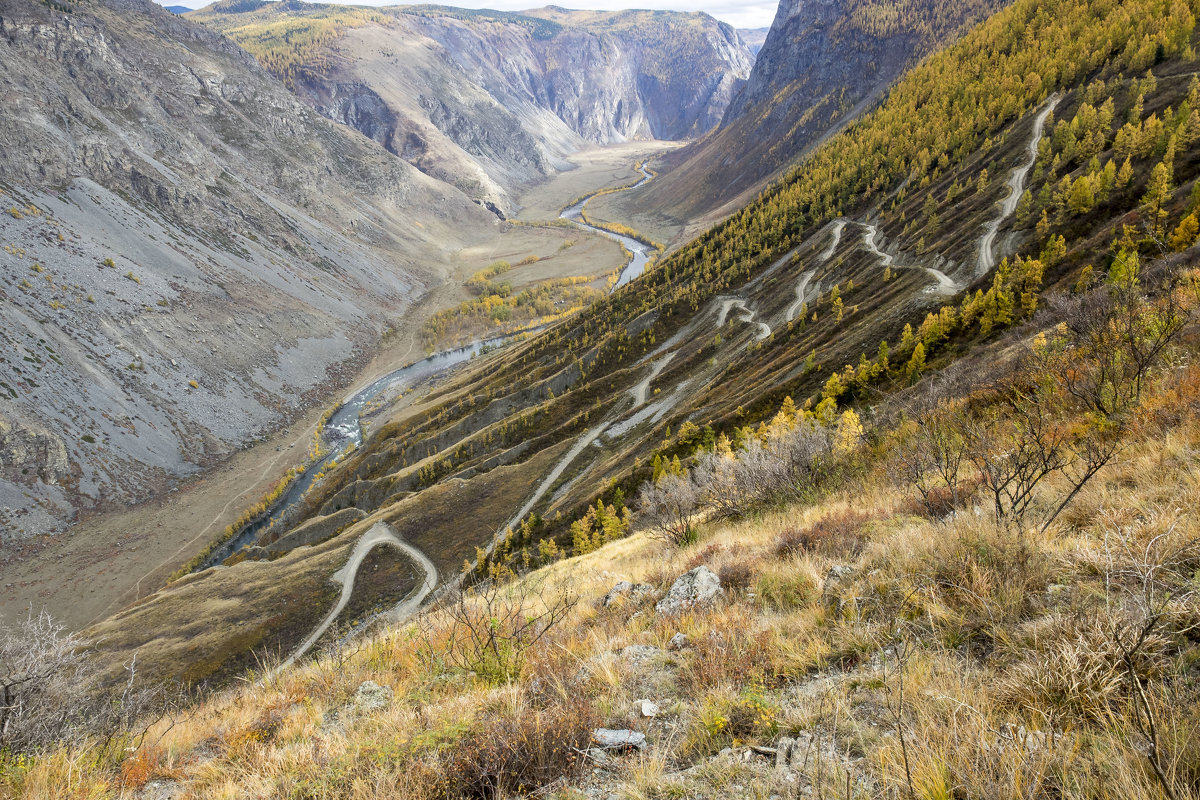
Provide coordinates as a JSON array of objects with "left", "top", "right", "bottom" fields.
[
  {"left": 188, "top": 3, "right": 754, "bottom": 211},
  {"left": 627, "top": 0, "right": 1010, "bottom": 234}
]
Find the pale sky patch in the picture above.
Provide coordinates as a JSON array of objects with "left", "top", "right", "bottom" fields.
[{"left": 158, "top": 0, "right": 779, "bottom": 31}]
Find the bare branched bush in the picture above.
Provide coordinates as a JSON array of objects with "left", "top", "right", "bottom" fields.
[
  {"left": 892, "top": 403, "right": 974, "bottom": 520},
  {"left": 1, "top": 609, "right": 90, "bottom": 754},
  {"left": 965, "top": 385, "right": 1072, "bottom": 529},
  {"left": 691, "top": 421, "right": 835, "bottom": 520},
  {"left": 1, "top": 610, "right": 176, "bottom": 759},
  {"left": 428, "top": 695, "right": 598, "bottom": 799},
  {"left": 638, "top": 471, "right": 699, "bottom": 546},
  {"left": 1045, "top": 261, "right": 1191, "bottom": 421},
  {"left": 414, "top": 580, "right": 576, "bottom": 684}
]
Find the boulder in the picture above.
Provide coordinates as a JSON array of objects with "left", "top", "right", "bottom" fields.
[
  {"left": 352, "top": 680, "right": 393, "bottom": 713},
  {"left": 601, "top": 580, "right": 657, "bottom": 607},
  {"left": 655, "top": 566, "right": 722, "bottom": 615},
  {"left": 593, "top": 728, "right": 647, "bottom": 751}
]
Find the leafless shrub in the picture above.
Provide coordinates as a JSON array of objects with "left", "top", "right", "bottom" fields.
[
  {"left": 1, "top": 609, "right": 177, "bottom": 759},
  {"left": 774, "top": 509, "right": 874, "bottom": 558},
  {"left": 966, "top": 385, "right": 1073, "bottom": 529},
  {"left": 638, "top": 471, "right": 699, "bottom": 546},
  {"left": 892, "top": 401, "right": 975, "bottom": 521},
  {"left": 716, "top": 560, "right": 756, "bottom": 592},
  {"left": 428, "top": 695, "right": 598, "bottom": 799},
  {"left": 1045, "top": 264, "right": 1191, "bottom": 421},
  {"left": 691, "top": 422, "right": 835, "bottom": 520},
  {"left": 414, "top": 580, "right": 576, "bottom": 684}
]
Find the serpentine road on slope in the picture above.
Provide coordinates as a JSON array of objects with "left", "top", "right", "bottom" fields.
[
  {"left": 280, "top": 105, "right": 1063, "bottom": 667},
  {"left": 279, "top": 522, "right": 436, "bottom": 672},
  {"left": 861, "top": 222, "right": 961, "bottom": 295},
  {"left": 977, "top": 94, "right": 1062, "bottom": 276},
  {"left": 717, "top": 296, "right": 772, "bottom": 340}
]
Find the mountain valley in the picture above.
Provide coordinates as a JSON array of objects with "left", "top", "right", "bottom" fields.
[{"left": 3, "top": 0, "right": 1200, "bottom": 797}]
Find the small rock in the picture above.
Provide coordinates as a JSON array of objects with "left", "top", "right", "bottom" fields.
[
  {"left": 655, "top": 566, "right": 722, "bottom": 615},
  {"left": 601, "top": 580, "right": 656, "bottom": 607},
  {"left": 621, "top": 644, "right": 663, "bottom": 667},
  {"left": 593, "top": 728, "right": 647, "bottom": 751},
  {"left": 826, "top": 564, "right": 855, "bottom": 582},
  {"left": 668, "top": 632, "right": 689, "bottom": 650},
  {"left": 636, "top": 699, "right": 659, "bottom": 717},
  {"left": 352, "top": 680, "right": 392, "bottom": 712}
]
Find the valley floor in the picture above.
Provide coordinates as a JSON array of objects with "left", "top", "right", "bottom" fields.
[{"left": 0, "top": 144, "right": 676, "bottom": 635}]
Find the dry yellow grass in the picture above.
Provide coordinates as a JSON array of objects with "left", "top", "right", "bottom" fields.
[{"left": 4, "top": 339, "right": 1200, "bottom": 800}]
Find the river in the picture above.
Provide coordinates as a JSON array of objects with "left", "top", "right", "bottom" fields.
[
  {"left": 202, "top": 165, "right": 657, "bottom": 569},
  {"left": 197, "top": 335, "right": 513, "bottom": 569},
  {"left": 559, "top": 164, "right": 656, "bottom": 290}
]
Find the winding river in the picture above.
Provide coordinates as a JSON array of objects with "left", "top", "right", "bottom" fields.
[
  {"left": 204, "top": 163, "right": 660, "bottom": 571},
  {"left": 198, "top": 335, "right": 514, "bottom": 569},
  {"left": 560, "top": 164, "right": 657, "bottom": 290}
]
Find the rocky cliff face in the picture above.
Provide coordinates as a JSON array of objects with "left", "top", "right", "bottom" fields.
[
  {"left": 630, "top": 0, "right": 1009, "bottom": 228},
  {"left": 190, "top": 4, "right": 754, "bottom": 211},
  {"left": 0, "top": 0, "right": 493, "bottom": 539}
]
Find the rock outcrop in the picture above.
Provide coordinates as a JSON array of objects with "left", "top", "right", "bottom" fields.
[{"left": 655, "top": 566, "right": 722, "bottom": 615}]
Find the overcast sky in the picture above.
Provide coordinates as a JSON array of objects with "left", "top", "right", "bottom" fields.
[{"left": 159, "top": 1, "right": 779, "bottom": 30}]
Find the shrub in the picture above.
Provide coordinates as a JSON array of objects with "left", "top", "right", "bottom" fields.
[
  {"left": 414, "top": 581, "right": 575, "bottom": 685},
  {"left": 717, "top": 560, "right": 756, "bottom": 592},
  {"left": 0, "top": 610, "right": 175, "bottom": 759},
  {"left": 774, "top": 509, "right": 873, "bottom": 558},
  {"left": 638, "top": 472, "right": 699, "bottom": 546},
  {"left": 679, "top": 611, "right": 779, "bottom": 692},
  {"left": 693, "top": 421, "right": 836, "bottom": 520},
  {"left": 900, "top": 479, "right": 979, "bottom": 520},
  {"left": 431, "top": 699, "right": 597, "bottom": 798}
]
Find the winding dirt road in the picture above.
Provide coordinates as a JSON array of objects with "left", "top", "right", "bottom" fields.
[
  {"left": 717, "top": 297, "right": 772, "bottom": 340},
  {"left": 279, "top": 522, "right": 436, "bottom": 671},
  {"left": 977, "top": 95, "right": 1061, "bottom": 276},
  {"left": 861, "top": 223, "right": 960, "bottom": 295},
  {"left": 631, "top": 352, "right": 677, "bottom": 406},
  {"left": 786, "top": 271, "right": 818, "bottom": 322},
  {"left": 821, "top": 219, "right": 846, "bottom": 262}
]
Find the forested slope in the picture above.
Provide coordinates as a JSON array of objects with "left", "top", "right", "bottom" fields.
[{"left": 622, "top": 0, "right": 1009, "bottom": 234}]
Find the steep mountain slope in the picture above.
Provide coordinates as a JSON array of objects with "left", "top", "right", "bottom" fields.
[
  {"left": 0, "top": 0, "right": 494, "bottom": 539},
  {"left": 7, "top": 0, "right": 1200, "bottom": 793},
  {"left": 188, "top": 3, "right": 754, "bottom": 211},
  {"left": 90, "top": 0, "right": 1200, "bottom": 690},
  {"left": 620, "top": 0, "right": 1009, "bottom": 238}
]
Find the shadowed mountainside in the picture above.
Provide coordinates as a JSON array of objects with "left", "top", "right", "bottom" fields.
[{"left": 623, "top": 0, "right": 1010, "bottom": 238}]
